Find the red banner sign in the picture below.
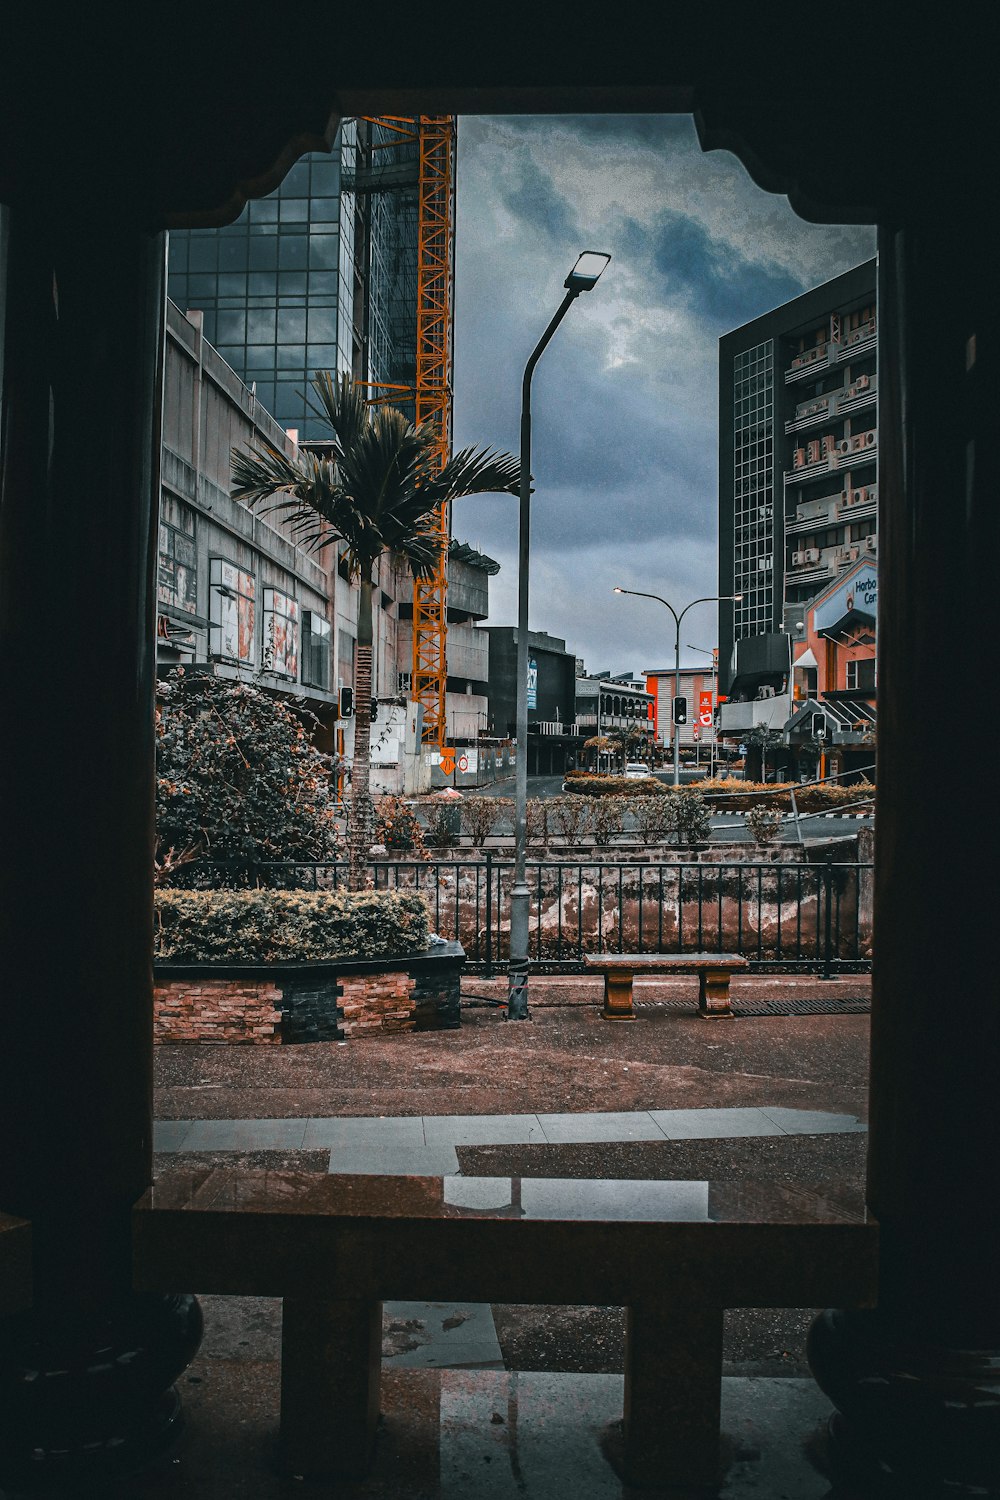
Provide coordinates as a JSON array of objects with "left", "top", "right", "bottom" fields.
[{"left": 698, "top": 690, "right": 714, "bottom": 727}]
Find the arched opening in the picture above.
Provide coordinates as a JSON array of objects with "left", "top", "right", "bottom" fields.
[{"left": 1, "top": 18, "right": 996, "bottom": 1492}]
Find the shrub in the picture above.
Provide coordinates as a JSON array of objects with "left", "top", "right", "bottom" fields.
[
  {"left": 745, "top": 804, "right": 784, "bottom": 845},
  {"left": 154, "top": 887, "right": 430, "bottom": 963},
  {"left": 590, "top": 797, "right": 625, "bottom": 845},
  {"left": 373, "top": 795, "right": 428, "bottom": 856},
  {"left": 462, "top": 796, "right": 509, "bottom": 847},
  {"left": 547, "top": 796, "right": 590, "bottom": 845},
  {"left": 525, "top": 798, "right": 550, "bottom": 846},
  {"left": 674, "top": 790, "right": 713, "bottom": 846},
  {"left": 563, "top": 774, "right": 666, "bottom": 798},
  {"left": 630, "top": 795, "right": 677, "bottom": 843},
  {"left": 424, "top": 797, "right": 462, "bottom": 848},
  {"left": 156, "top": 669, "right": 339, "bottom": 876}
]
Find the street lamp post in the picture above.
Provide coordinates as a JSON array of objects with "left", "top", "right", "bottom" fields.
[
  {"left": 613, "top": 588, "right": 741, "bottom": 787},
  {"left": 508, "top": 252, "right": 611, "bottom": 1022}
]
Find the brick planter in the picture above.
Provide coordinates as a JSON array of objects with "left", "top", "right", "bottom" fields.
[{"left": 153, "top": 941, "right": 464, "bottom": 1044}]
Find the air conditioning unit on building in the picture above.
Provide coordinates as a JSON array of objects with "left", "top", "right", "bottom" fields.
[
  {"left": 807, "top": 439, "right": 822, "bottom": 463},
  {"left": 822, "top": 434, "right": 836, "bottom": 455},
  {"left": 792, "top": 550, "right": 806, "bottom": 566},
  {"left": 805, "top": 547, "right": 821, "bottom": 564},
  {"left": 855, "top": 486, "right": 869, "bottom": 504},
  {"left": 850, "top": 434, "right": 867, "bottom": 452},
  {"left": 856, "top": 374, "right": 870, "bottom": 389},
  {"left": 865, "top": 534, "right": 877, "bottom": 551},
  {"left": 836, "top": 439, "right": 851, "bottom": 455},
  {"left": 848, "top": 545, "right": 860, "bottom": 561},
  {"left": 758, "top": 555, "right": 772, "bottom": 571},
  {"left": 793, "top": 448, "right": 806, "bottom": 469},
  {"left": 864, "top": 430, "right": 877, "bottom": 447}
]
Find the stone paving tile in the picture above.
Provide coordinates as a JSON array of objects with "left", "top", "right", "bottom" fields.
[
  {"left": 536, "top": 1111, "right": 668, "bottom": 1143},
  {"left": 760, "top": 1106, "right": 867, "bottom": 1134},
  {"left": 327, "top": 1142, "right": 460, "bottom": 1176},
  {"left": 152, "top": 1120, "right": 193, "bottom": 1151},
  {"left": 310, "top": 1116, "right": 425, "bottom": 1148},
  {"left": 423, "top": 1113, "right": 546, "bottom": 1146},
  {"left": 649, "top": 1107, "right": 786, "bottom": 1139},
  {"left": 180, "top": 1119, "right": 308, "bottom": 1151}
]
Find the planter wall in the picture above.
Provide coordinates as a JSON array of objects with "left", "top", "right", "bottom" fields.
[{"left": 153, "top": 942, "right": 464, "bottom": 1044}]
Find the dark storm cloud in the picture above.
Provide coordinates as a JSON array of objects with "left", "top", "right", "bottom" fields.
[
  {"left": 499, "top": 157, "right": 579, "bottom": 243},
  {"left": 452, "top": 114, "right": 876, "bottom": 671},
  {"left": 647, "top": 209, "right": 804, "bottom": 327}
]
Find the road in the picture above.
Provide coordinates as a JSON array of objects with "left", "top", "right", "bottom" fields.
[{"left": 462, "top": 774, "right": 872, "bottom": 844}]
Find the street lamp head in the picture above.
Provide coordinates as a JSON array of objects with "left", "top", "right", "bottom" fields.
[
  {"left": 565, "top": 252, "right": 611, "bottom": 294},
  {"left": 613, "top": 586, "right": 624, "bottom": 593}
]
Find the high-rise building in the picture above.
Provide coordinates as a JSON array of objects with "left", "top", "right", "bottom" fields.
[
  {"left": 718, "top": 260, "right": 877, "bottom": 692},
  {"left": 167, "top": 120, "right": 418, "bottom": 438},
  {"left": 716, "top": 261, "right": 878, "bottom": 779}
]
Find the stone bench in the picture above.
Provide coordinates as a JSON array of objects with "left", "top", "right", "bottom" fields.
[
  {"left": 134, "top": 1168, "right": 876, "bottom": 1490},
  {"left": 585, "top": 952, "right": 751, "bottom": 1020}
]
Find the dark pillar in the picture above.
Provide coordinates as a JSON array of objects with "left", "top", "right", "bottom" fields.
[
  {"left": 0, "top": 199, "right": 201, "bottom": 1489},
  {"left": 808, "top": 214, "right": 1000, "bottom": 1493}
]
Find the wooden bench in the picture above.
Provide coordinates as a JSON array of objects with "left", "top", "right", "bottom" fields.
[
  {"left": 585, "top": 952, "right": 750, "bottom": 1021},
  {"left": 134, "top": 1168, "right": 876, "bottom": 1490}
]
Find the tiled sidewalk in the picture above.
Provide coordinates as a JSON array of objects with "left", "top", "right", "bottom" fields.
[{"left": 153, "top": 1104, "right": 866, "bottom": 1174}]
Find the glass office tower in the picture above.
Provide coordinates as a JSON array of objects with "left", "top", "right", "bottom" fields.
[{"left": 167, "top": 120, "right": 418, "bottom": 439}]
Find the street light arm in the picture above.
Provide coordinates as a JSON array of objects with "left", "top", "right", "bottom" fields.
[
  {"left": 522, "top": 289, "right": 578, "bottom": 407},
  {"left": 612, "top": 585, "right": 679, "bottom": 630}
]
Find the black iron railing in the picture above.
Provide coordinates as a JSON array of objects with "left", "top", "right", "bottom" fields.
[{"left": 180, "top": 854, "right": 873, "bottom": 977}]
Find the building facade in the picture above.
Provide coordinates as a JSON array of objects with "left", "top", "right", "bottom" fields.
[
  {"left": 643, "top": 666, "right": 719, "bottom": 763},
  {"left": 575, "top": 671, "right": 654, "bottom": 768},
  {"left": 158, "top": 302, "right": 339, "bottom": 745},
  {"left": 717, "top": 261, "right": 877, "bottom": 777},
  {"left": 159, "top": 299, "right": 467, "bottom": 796},
  {"left": 166, "top": 119, "right": 418, "bottom": 438},
  {"left": 483, "top": 628, "right": 579, "bottom": 774},
  {"left": 718, "top": 260, "right": 877, "bottom": 688}
]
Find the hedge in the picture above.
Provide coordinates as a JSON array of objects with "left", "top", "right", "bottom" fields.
[
  {"left": 562, "top": 774, "right": 668, "bottom": 798},
  {"left": 698, "top": 777, "right": 875, "bottom": 813},
  {"left": 154, "top": 888, "right": 430, "bottom": 964}
]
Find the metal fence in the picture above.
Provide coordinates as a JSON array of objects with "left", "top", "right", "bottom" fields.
[{"left": 186, "top": 854, "right": 873, "bottom": 977}]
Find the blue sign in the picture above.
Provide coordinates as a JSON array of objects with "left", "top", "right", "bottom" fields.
[
  {"left": 527, "top": 657, "right": 538, "bottom": 710},
  {"left": 814, "top": 563, "right": 878, "bottom": 631}
]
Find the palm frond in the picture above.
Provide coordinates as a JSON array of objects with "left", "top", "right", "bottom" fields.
[
  {"left": 420, "top": 445, "right": 521, "bottom": 505},
  {"left": 305, "top": 370, "right": 371, "bottom": 455}
]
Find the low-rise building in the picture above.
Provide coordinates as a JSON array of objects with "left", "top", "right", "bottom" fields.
[{"left": 484, "top": 629, "right": 578, "bottom": 775}]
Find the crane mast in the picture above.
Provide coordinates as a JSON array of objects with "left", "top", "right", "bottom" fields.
[{"left": 355, "top": 114, "right": 457, "bottom": 752}]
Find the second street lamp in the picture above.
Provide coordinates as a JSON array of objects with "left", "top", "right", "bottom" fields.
[
  {"left": 508, "top": 252, "right": 611, "bottom": 1023},
  {"left": 613, "top": 587, "right": 741, "bottom": 786}
]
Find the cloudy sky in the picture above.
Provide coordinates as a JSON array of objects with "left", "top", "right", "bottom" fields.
[{"left": 450, "top": 115, "right": 875, "bottom": 676}]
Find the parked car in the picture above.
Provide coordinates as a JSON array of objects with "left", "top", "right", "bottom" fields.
[{"left": 624, "top": 762, "right": 649, "bottom": 779}]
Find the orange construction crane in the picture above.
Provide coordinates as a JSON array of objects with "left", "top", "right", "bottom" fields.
[
  {"left": 411, "top": 116, "right": 456, "bottom": 750},
  {"left": 356, "top": 114, "right": 457, "bottom": 751}
]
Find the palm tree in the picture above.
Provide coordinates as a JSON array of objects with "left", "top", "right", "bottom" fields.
[{"left": 231, "top": 371, "right": 519, "bottom": 889}]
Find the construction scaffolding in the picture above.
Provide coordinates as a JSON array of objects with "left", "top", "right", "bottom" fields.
[
  {"left": 350, "top": 115, "right": 457, "bottom": 751},
  {"left": 410, "top": 116, "right": 457, "bottom": 750}
]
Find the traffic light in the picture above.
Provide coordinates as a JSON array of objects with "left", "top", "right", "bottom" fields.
[
  {"left": 672, "top": 695, "right": 688, "bottom": 725},
  {"left": 810, "top": 711, "right": 826, "bottom": 740},
  {"left": 339, "top": 685, "right": 354, "bottom": 718},
  {"left": 370, "top": 699, "right": 378, "bottom": 722}
]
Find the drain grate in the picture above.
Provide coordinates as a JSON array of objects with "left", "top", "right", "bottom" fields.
[{"left": 633, "top": 997, "right": 870, "bottom": 1017}]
